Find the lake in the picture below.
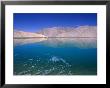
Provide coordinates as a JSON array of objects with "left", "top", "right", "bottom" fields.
[{"left": 14, "top": 38, "right": 97, "bottom": 75}]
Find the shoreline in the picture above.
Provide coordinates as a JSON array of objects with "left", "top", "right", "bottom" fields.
[{"left": 14, "top": 37, "right": 96, "bottom": 39}]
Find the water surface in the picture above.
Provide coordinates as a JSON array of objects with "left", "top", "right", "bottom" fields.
[{"left": 14, "top": 38, "right": 97, "bottom": 75}]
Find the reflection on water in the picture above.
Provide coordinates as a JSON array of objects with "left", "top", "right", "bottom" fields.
[
  {"left": 14, "top": 38, "right": 96, "bottom": 48},
  {"left": 14, "top": 38, "right": 97, "bottom": 75},
  {"left": 14, "top": 38, "right": 47, "bottom": 46}
]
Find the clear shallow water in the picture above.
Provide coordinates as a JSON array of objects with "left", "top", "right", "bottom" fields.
[{"left": 14, "top": 38, "right": 97, "bottom": 75}]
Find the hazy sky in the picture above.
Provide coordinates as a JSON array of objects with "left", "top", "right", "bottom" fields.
[{"left": 14, "top": 13, "right": 97, "bottom": 32}]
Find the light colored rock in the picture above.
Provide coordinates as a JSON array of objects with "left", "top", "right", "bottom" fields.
[
  {"left": 14, "top": 30, "right": 47, "bottom": 38},
  {"left": 38, "top": 26, "right": 97, "bottom": 37},
  {"left": 57, "top": 26, "right": 97, "bottom": 37}
]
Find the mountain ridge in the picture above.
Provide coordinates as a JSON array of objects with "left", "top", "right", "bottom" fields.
[
  {"left": 37, "top": 26, "right": 97, "bottom": 38},
  {"left": 14, "top": 26, "right": 97, "bottom": 38}
]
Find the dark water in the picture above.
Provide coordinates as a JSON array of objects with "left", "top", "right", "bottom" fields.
[{"left": 14, "top": 38, "right": 97, "bottom": 75}]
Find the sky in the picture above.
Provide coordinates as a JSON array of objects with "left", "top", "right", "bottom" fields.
[{"left": 14, "top": 13, "right": 97, "bottom": 32}]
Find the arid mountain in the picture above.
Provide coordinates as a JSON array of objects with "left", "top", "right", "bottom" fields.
[
  {"left": 14, "top": 31, "right": 46, "bottom": 38},
  {"left": 37, "top": 27, "right": 67, "bottom": 37},
  {"left": 37, "top": 26, "right": 97, "bottom": 37},
  {"left": 14, "top": 26, "right": 97, "bottom": 48},
  {"left": 57, "top": 26, "right": 97, "bottom": 37},
  {"left": 14, "top": 26, "right": 97, "bottom": 38}
]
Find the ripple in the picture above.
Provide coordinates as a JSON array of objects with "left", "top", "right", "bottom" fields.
[
  {"left": 49, "top": 56, "right": 71, "bottom": 67},
  {"left": 28, "top": 58, "right": 33, "bottom": 61},
  {"left": 42, "top": 67, "right": 56, "bottom": 75},
  {"left": 31, "top": 66, "right": 35, "bottom": 68},
  {"left": 50, "top": 56, "right": 60, "bottom": 62}
]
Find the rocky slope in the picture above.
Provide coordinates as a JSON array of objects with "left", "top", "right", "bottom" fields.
[
  {"left": 37, "top": 26, "right": 97, "bottom": 37},
  {"left": 14, "top": 31, "right": 46, "bottom": 38},
  {"left": 14, "top": 26, "right": 97, "bottom": 38},
  {"left": 37, "top": 27, "right": 71, "bottom": 37},
  {"left": 57, "top": 26, "right": 96, "bottom": 37}
]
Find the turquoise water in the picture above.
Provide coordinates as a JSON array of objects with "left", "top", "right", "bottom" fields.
[{"left": 14, "top": 38, "right": 97, "bottom": 75}]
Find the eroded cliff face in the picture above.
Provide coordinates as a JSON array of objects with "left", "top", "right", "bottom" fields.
[
  {"left": 37, "top": 26, "right": 97, "bottom": 37},
  {"left": 37, "top": 27, "right": 68, "bottom": 37},
  {"left": 14, "top": 26, "right": 96, "bottom": 38},
  {"left": 14, "top": 31, "right": 46, "bottom": 38}
]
